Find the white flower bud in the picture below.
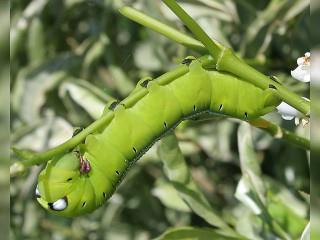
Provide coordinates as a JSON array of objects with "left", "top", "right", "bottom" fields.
[
  {"left": 291, "top": 52, "right": 310, "bottom": 82},
  {"left": 276, "top": 98, "right": 309, "bottom": 124},
  {"left": 276, "top": 102, "right": 300, "bottom": 120}
]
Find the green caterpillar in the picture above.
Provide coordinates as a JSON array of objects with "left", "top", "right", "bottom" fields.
[{"left": 36, "top": 57, "right": 280, "bottom": 217}]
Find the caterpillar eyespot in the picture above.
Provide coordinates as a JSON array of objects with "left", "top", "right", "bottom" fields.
[
  {"left": 48, "top": 197, "right": 68, "bottom": 211},
  {"left": 36, "top": 58, "right": 281, "bottom": 217},
  {"left": 35, "top": 185, "right": 40, "bottom": 198}
]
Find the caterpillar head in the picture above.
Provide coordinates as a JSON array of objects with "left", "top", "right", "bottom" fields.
[{"left": 36, "top": 152, "right": 97, "bottom": 217}]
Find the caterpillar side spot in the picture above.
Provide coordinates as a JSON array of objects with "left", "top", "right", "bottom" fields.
[
  {"left": 163, "top": 121, "right": 168, "bottom": 129},
  {"left": 269, "top": 75, "right": 281, "bottom": 84},
  {"left": 108, "top": 100, "right": 121, "bottom": 111},
  {"left": 269, "top": 84, "right": 277, "bottom": 90},
  {"left": 181, "top": 56, "right": 196, "bottom": 65},
  {"left": 82, "top": 202, "right": 86, "bottom": 208},
  {"left": 193, "top": 105, "right": 197, "bottom": 112},
  {"left": 132, "top": 147, "right": 137, "bottom": 153},
  {"left": 219, "top": 104, "right": 224, "bottom": 111},
  {"left": 72, "top": 127, "right": 84, "bottom": 137},
  {"left": 103, "top": 192, "right": 106, "bottom": 198},
  {"left": 244, "top": 112, "right": 248, "bottom": 119},
  {"left": 140, "top": 78, "right": 152, "bottom": 88},
  {"left": 115, "top": 170, "right": 120, "bottom": 175}
]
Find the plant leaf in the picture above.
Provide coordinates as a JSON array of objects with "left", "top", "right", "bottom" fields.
[
  {"left": 59, "top": 79, "right": 113, "bottom": 120},
  {"left": 158, "top": 133, "right": 246, "bottom": 239},
  {"left": 155, "top": 226, "right": 239, "bottom": 240}
]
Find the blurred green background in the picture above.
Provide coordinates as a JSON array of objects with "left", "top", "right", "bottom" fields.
[
  {"left": 311, "top": 0, "right": 320, "bottom": 239},
  {"left": 1, "top": 0, "right": 10, "bottom": 239},
  {"left": 10, "top": 0, "right": 310, "bottom": 239}
]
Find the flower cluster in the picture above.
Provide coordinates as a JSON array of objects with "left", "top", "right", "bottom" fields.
[{"left": 276, "top": 52, "right": 310, "bottom": 125}]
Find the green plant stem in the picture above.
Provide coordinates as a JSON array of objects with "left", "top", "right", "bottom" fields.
[
  {"left": 119, "top": 6, "right": 206, "bottom": 54},
  {"left": 12, "top": 112, "right": 114, "bottom": 167},
  {"left": 249, "top": 118, "right": 310, "bottom": 150},
  {"left": 162, "top": 0, "right": 310, "bottom": 116},
  {"left": 192, "top": 114, "right": 310, "bottom": 150},
  {"left": 162, "top": 0, "right": 223, "bottom": 60}
]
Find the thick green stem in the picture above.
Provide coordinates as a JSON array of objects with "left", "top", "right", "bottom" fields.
[
  {"left": 249, "top": 118, "right": 310, "bottom": 150},
  {"left": 13, "top": 112, "right": 114, "bottom": 167},
  {"left": 190, "top": 114, "right": 310, "bottom": 150},
  {"left": 162, "top": 0, "right": 310, "bottom": 116},
  {"left": 162, "top": 0, "right": 223, "bottom": 61},
  {"left": 119, "top": 6, "right": 206, "bottom": 54}
]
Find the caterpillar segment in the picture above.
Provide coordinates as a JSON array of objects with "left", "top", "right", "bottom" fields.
[{"left": 36, "top": 57, "right": 281, "bottom": 217}]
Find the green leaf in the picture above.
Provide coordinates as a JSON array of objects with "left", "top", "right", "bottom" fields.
[
  {"left": 236, "top": 122, "right": 266, "bottom": 207},
  {"left": 108, "top": 65, "right": 135, "bottom": 96},
  {"left": 152, "top": 178, "right": 190, "bottom": 213},
  {"left": 82, "top": 33, "right": 109, "bottom": 76},
  {"left": 239, "top": 0, "right": 308, "bottom": 56},
  {"left": 10, "top": 0, "right": 49, "bottom": 60},
  {"left": 27, "top": 17, "right": 46, "bottom": 65},
  {"left": 11, "top": 148, "right": 38, "bottom": 162},
  {"left": 237, "top": 123, "right": 292, "bottom": 240},
  {"left": 9, "top": 162, "right": 27, "bottom": 177},
  {"left": 59, "top": 79, "right": 114, "bottom": 120},
  {"left": 266, "top": 177, "right": 308, "bottom": 237},
  {"left": 11, "top": 54, "right": 81, "bottom": 123},
  {"left": 158, "top": 133, "right": 246, "bottom": 239},
  {"left": 155, "top": 226, "right": 238, "bottom": 240},
  {"left": 268, "top": 198, "right": 307, "bottom": 238},
  {"left": 300, "top": 222, "right": 310, "bottom": 240}
]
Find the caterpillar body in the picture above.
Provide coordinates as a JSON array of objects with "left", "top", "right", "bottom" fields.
[{"left": 36, "top": 57, "right": 280, "bottom": 217}]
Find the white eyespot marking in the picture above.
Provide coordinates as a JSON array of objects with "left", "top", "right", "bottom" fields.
[
  {"left": 35, "top": 185, "right": 40, "bottom": 198},
  {"left": 48, "top": 197, "right": 68, "bottom": 211}
]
